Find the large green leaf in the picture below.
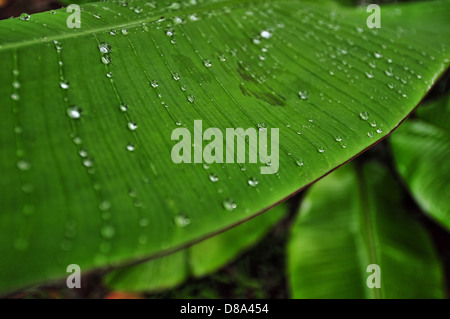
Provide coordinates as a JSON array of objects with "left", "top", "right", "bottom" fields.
[
  {"left": 287, "top": 162, "right": 444, "bottom": 298},
  {"left": 0, "top": 0, "right": 449, "bottom": 294},
  {"left": 104, "top": 203, "right": 286, "bottom": 292},
  {"left": 391, "top": 94, "right": 450, "bottom": 230}
]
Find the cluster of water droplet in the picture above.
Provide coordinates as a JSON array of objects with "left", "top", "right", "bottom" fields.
[{"left": 99, "top": 42, "right": 112, "bottom": 65}]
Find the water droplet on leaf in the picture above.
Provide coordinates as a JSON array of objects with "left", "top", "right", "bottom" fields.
[
  {"left": 128, "top": 122, "right": 138, "bottom": 131},
  {"left": 98, "top": 42, "right": 112, "bottom": 54},
  {"left": 223, "top": 199, "right": 237, "bottom": 211},
  {"left": 17, "top": 160, "right": 31, "bottom": 171},
  {"left": 359, "top": 112, "right": 369, "bottom": 121},
  {"left": 66, "top": 106, "right": 82, "bottom": 119},
  {"left": 100, "top": 225, "right": 115, "bottom": 239},
  {"left": 248, "top": 177, "right": 258, "bottom": 187},
  {"left": 173, "top": 214, "right": 190, "bottom": 228},
  {"left": 209, "top": 173, "right": 219, "bottom": 183}
]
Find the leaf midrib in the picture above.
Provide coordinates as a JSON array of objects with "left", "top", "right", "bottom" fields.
[{"left": 0, "top": 0, "right": 270, "bottom": 52}]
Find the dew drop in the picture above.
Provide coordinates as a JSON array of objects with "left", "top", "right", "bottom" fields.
[
  {"left": 223, "top": 199, "right": 237, "bottom": 211},
  {"left": 133, "top": 6, "right": 143, "bottom": 14},
  {"left": 119, "top": 103, "right": 128, "bottom": 112},
  {"left": 73, "top": 136, "right": 82, "bottom": 145},
  {"left": 298, "top": 90, "right": 309, "bottom": 100},
  {"left": 99, "top": 200, "right": 112, "bottom": 211},
  {"left": 167, "top": 2, "right": 181, "bottom": 10},
  {"left": 22, "top": 203, "right": 34, "bottom": 216},
  {"left": 66, "top": 106, "right": 82, "bottom": 119},
  {"left": 173, "top": 214, "right": 190, "bottom": 228},
  {"left": 138, "top": 235, "right": 148, "bottom": 244},
  {"left": 260, "top": 30, "right": 272, "bottom": 39},
  {"left": 257, "top": 122, "right": 267, "bottom": 130},
  {"left": 126, "top": 143, "right": 135, "bottom": 152},
  {"left": 150, "top": 80, "right": 159, "bottom": 88},
  {"left": 172, "top": 73, "right": 180, "bottom": 81},
  {"left": 189, "top": 14, "right": 199, "bottom": 21},
  {"left": 203, "top": 59, "right": 212, "bottom": 68},
  {"left": 82, "top": 158, "right": 94, "bottom": 168},
  {"left": 187, "top": 95, "right": 196, "bottom": 103},
  {"left": 165, "top": 28, "right": 174, "bottom": 37},
  {"left": 22, "top": 183, "right": 34, "bottom": 193},
  {"left": 121, "top": 28, "right": 128, "bottom": 35},
  {"left": 295, "top": 159, "right": 304, "bottom": 167},
  {"left": 101, "top": 55, "right": 111, "bottom": 65},
  {"left": 374, "top": 52, "right": 383, "bottom": 59},
  {"left": 209, "top": 173, "right": 219, "bottom": 183},
  {"left": 139, "top": 218, "right": 149, "bottom": 227},
  {"left": 359, "top": 112, "right": 369, "bottom": 121},
  {"left": 128, "top": 188, "right": 137, "bottom": 198},
  {"left": 98, "top": 42, "right": 112, "bottom": 54},
  {"left": 100, "top": 225, "right": 116, "bottom": 239},
  {"left": 317, "top": 147, "right": 325, "bottom": 153},
  {"left": 53, "top": 40, "right": 63, "bottom": 51},
  {"left": 248, "top": 177, "right": 259, "bottom": 187},
  {"left": 17, "top": 160, "right": 31, "bottom": 171},
  {"left": 79, "top": 149, "right": 88, "bottom": 158},
  {"left": 59, "top": 80, "right": 70, "bottom": 90},
  {"left": 65, "top": 223, "right": 77, "bottom": 239},
  {"left": 19, "top": 13, "right": 30, "bottom": 21},
  {"left": 127, "top": 122, "right": 138, "bottom": 131}
]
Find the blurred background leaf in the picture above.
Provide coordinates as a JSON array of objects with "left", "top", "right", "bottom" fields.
[
  {"left": 287, "top": 162, "right": 445, "bottom": 298},
  {"left": 104, "top": 203, "right": 287, "bottom": 292},
  {"left": 391, "top": 94, "right": 450, "bottom": 231}
]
